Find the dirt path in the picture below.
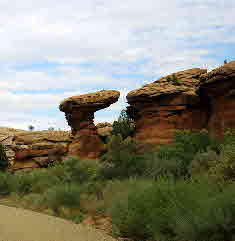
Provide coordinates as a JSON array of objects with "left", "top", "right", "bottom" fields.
[{"left": 0, "top": 204, "right": 117, "bottom": 241}]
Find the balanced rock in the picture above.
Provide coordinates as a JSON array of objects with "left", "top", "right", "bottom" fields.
[
  {"left": 60, "top": 90, "right": 120, "bottom": 159},
  {"left": 127, "top": 68, "right": 207, "bottom": 144},
  {"left": 197, "top": 61, "right": 235, "bottom": 138}
]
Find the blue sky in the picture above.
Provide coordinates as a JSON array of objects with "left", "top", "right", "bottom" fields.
[{"left": 0, "top": 0, "right": 234, "bottom": 130}]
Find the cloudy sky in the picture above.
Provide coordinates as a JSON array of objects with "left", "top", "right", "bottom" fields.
[{"left": 0, "top": 0, "right": 234, "bottom": 130}]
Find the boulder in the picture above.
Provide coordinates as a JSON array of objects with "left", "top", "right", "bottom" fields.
[{"left": 60, "top": 90, "right": 120, "bottom": 159}]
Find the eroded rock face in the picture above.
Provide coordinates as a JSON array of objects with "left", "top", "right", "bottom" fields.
[
  {"left": 96, "top": 122, "right": 113, "bottom": 137},
  {"left": 127, "top": 68, "right": 208, "bottom": 144},
  {"left": 0, "top": 129, "right": 72, "bottom": 172},
  {"left": 0, "top": 128, "right": 28, "bottom": 166},
  {"left": 60, "top": 90, "right": 120, "bottom": 159},
  {"left": 198, "top": 61, "right": 235, "bottom": 138}
]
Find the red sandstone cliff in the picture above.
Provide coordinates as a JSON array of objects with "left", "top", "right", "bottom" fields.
[{"left": 127, "top": 62, "right": 235, "bottom": 144}]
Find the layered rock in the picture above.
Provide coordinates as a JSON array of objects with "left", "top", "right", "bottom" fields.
[
  {"left": 96, "top": 122, "right": 113, "bottom": 138},
  {"left": 127, "top": 68, "right": 208, "bottom": 144},
  {"left": 0, "top": 128, "right": 28, "bottom": 165},
  {"left": 59, "top": 90, "right": 120, "bottom": 159},
  {"left": 197, "top": 61, "right": 235, "bottom": 138},
  {"left": 0, "top": 129, "right": 72, "bottom": 171}
]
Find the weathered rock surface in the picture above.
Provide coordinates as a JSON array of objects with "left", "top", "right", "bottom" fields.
[
  {"left": 96, "top": 123, "right": 113, "bottom": 137},
  {"left": 127, "top": 62, "right": 235, "bottom": 144},
  {"left": 197, "top": 61, "right": 235, "bottom": 138},
  {"left": 0, "top": 128, "right": 28, "bottom": 166},
  {"left": 0, "top": 129, "right": 72, "bottom": 171},
  {"left": 60, "top": 90, "right": 120, "bottom": 159},
  {"left": 127, "top": 68, "right": 208, "bottom": 144}
]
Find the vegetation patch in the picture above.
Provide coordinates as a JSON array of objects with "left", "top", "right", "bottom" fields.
[{"left": 0, "top": 119, "right": 235, "bottom": 241}]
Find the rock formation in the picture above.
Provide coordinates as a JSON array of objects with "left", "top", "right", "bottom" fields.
[
  {"left": 96, "top": 122, "right": 113, "bottom": 138},
  {"left": 127, "top": 62, "right": 235, "bottom": 145},
  {"left": 197, "top": 61, "right": 235, "bottom": 138},
  {"left": 0, "top": 129, "right": 72, "bottom": 172},
  {"left": 59, "top": 90, "right": 120, "bottom": 159},
  {"left": 0, "top": 128, "right": 28, "bottom": 165},
  {"left": 127, "top": 68, "right": 208, "bottom": 144}
]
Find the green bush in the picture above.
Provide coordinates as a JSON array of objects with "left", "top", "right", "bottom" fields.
[
  {"left": 101, "top": 135, "right": 148, "bottom": 179},
  {"left": 0, "top": 144, "right": 9, "bottom": 171},
  {"left": 110, "top": 178, "right": 235, "bottom": 241},
  {"left": 156, "top": 130, "right": 221, "bottom": 178},
  {"left": 62, "top": 157, "right": 103, "bottom": 184},
  {"left": 42, "top": 184, "right": 81, "bottom": 214},
  {"left": 112, "top": 109, "right": 135, "bottom": 139},
  {"left": 189, "top": 148, "right": 220, "bottom": 178},
  {"left": 142, "top": 152, "right": 183, "bottom": 180},
  {"left": 27, "top": 169, "right": 63, "bottom": 193},
  {"left": 0, "top": 171, "right": 13, "bottom": 195},
  {"left": 208, "top": 143, "right": 235, "bottom": 183},
  {"left": 10, "top": 171, "right": 34, "bottom": 196},
  {"left": 9, "top": 168, "right": 63, "bottom": 196},
  {"left": 103, "top": 178, "right": 155, "bottom": 238}
]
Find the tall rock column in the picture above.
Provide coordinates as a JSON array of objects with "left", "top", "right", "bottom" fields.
[
  {"left": 59, "top": 90, "right": 120, "bottom": 159},
  {"left": 198, "top": 61, "right": 235, "bottom": 139}
]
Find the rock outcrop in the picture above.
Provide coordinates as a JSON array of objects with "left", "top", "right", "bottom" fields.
[
  {"left": 127, "top": 62, "right": 235, "bottom": 145},
  {"left": 197, "top": 61, "right": 235, "bottom": 138},
  {"left": 96, "top": 122, "right": 113, "bottom": 138},
  {"left": 0, "top": 129, "right": 72, "bottom": 171},
  {"left": 127, "top": 68, "right": 208, "bottom": 144},
  {"left": 0, "top": 128, "right": 28, "bottom": 165},
  {"left": 60, "top": 90, "right": 120, "bottom": 159}
]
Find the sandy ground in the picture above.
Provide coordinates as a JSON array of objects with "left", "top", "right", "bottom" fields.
[{"left": 0, "top": 204, "right": 117, "bottom": 241}]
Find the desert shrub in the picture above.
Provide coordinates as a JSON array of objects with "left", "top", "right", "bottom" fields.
[
  {"left": 156, "top": 130, "right": 221, "bottom": 178},
  {"left": 41, "top": 184, "right": 81, "bottom": 214},
  {"left": 110, "top": 177, "right": 235, "bottom": 241},
  {"left": 208, "top": 143, "right": 235, "bottom": 183},
  {"left": 27, "top": 169, "right": 63, "bottom": 193},
  {"left": 101, "top": 135, "right": 148, "bottom": 179},
  {"left": 112, "top": 109, "right": 135, "bottom": 139},
  {"left": 9, "top": 168, "right": 64, "bottom": 196},
  {"left": 47, "top": 163, "right": 71, "bottom": 183},
  {"left": 142, "top": 152, "right": 183, "bottom": 180},
  {"left": 0, "top": 171, "right": 13, "bottom": 195},
  {"left": 62, "top": 157, "right": 103, "bottom": 184},
  {"left": 223, "top": 128, "right": 235, "bottom": 146},
  {"left": 0, "top": 144, "right": 9, "bottom": 171},
  {"left": 102, "top": 178, "right": 154, "bottom": 214},
  {"left": 189, "top": 148, "right": 220, "bottom": 178},
  {"left": 10, "top": 171, "right": 34, "bottom": 196}
]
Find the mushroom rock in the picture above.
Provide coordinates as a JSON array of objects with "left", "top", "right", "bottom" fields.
[
  {"left": 126, "top": 68, "right": 208, "bottom": 145},
  {"left": 59, "top": 90, "right": 120, "bottom": 159},
  {"left": 197, "top": 61, "right": 235, "bottom": 139}
]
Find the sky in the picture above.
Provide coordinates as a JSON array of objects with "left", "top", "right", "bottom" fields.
[{"left": 0, "top": 0, "right": 234, "bottom": 130}]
